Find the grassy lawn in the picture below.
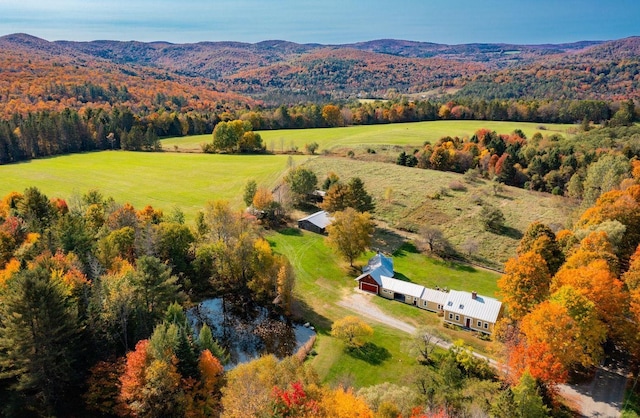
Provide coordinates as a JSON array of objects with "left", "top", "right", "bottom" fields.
[
  {"left": 267, "top": 227, "right": 503, "bottom": 386},
  {"left": 311, "top": 325, "right": 417, "bottom": 388},
  {"left": 0, "top": 151, "right": 310, "bottom": 220},
  {"left": 162, "top": 120, "right": 577, "bottom": 152},
  {"left": 390, "top": 244, "right": 501, "bottom": 298}
]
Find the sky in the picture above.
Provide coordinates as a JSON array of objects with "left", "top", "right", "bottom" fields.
[{"left": 0, "top": 0, "right": 638, "bottom": 45}]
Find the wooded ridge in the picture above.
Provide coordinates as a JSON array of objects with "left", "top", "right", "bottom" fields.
[{"left": 1, "top": 33, "right": 639, "bottom": 104}]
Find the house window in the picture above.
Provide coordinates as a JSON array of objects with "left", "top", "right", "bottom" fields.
[
  {"left": 447, "top": 301, "right": 453, "bottom": 306},
  {"left": 459, "top": 304, "right": 464, "bottom": 309},
  {"left": 423, "top": 300, "right": 427, "bottom": 306},
  {"left": 437, "top": 304, "right": 442, "bottom": 310},
  {"left": 484, "top": 323, "right": 488, "bottom": 329},
  {"left": 449, "top": 313, "right": 453, "bottom": 319},
  {"left": 477, "top": 320, "right": 482, "bottom": 327},
  {"left": 455, "top": 315, "right": 460, "bottom": 321}
]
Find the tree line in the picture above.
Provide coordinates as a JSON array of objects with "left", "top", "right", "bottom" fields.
[
  {"left": 395, "top": 122, "right": 640, "bottom": 199},
  {"left": 0, "top": 107, "right": 221, "bottom": 164},
  {"left": 0, "top": 97, "right": 637, "bottom": 165}
]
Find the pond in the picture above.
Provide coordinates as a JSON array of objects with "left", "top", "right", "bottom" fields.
[{"left": 187, "top": 298, "right": 315, "bottom": 369}]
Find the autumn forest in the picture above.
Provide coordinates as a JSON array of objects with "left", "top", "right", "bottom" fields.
[{"left": 0, "top": 31, "right": 640, "bottom": 417}]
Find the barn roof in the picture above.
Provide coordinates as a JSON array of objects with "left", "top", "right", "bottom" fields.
[
  {"left": 355, "top": 269, "right": 384, "bottom": 286},
  {"left": 363, "top": 253, "right": 394, "bottom": 277},
  {"left": 444, "top": 290, "right": 502, "bottom": 324},
  {"left": 298, "top": 210, "right": 332, "bottom": 229},
  {"left": 380, "top": 276, "right": 425, "bottom": 299}
]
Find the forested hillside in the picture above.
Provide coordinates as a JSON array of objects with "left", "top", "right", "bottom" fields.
[{"left": 1, "top": 33, "right": 639, "bottom": 107}]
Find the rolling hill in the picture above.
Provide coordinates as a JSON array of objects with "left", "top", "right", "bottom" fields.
[{"left": 0, "top": 33, "right": 638, "bottom": 113}]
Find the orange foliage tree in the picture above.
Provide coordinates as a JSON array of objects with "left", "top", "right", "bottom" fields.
[
  {"left": 498, "top": 252, "right": 551, "bottom": 321},
  {"left": 623, "top": 244, "right": 640, "bottom": 290},
  {"left": 521, "top": 300, "right": 599, "bottom": 377},
  {"left": 552, "top": 259, "right": 627, "bottom": 339},
  {"left": 119, "top": 339, "right": 151, "bottom": 413},
  {"left": 577, "top": 185, "right": 640, "bottom": 265},
  {"left": 563, "top": 230, "right": 619, "bottom": 272}
]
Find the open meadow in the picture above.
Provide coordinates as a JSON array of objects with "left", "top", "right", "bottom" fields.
[
  {"left": 162, "top": 119, "right": 577, "bottom": 152},
  {"left": 301, "top": 156, "right": 577, "bottom": 266},
  {"left": 0, "top": 151, "right": 310, "bottom": 219}
]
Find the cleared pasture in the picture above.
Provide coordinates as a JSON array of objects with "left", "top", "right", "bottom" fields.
[
  {"left": 162, "top": 120, "right": 577, "bottom": 152},
  {"left": 303, "top": 156, "right": 576, "bottom": 266},
  {"left": 0, "top": 151, "right": 310, "bottom": 218}
]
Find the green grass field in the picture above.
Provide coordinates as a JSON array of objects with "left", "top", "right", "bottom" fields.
[
  {"left": 391, "top": 244, "right": 500, "bottom": 298},
  {"left": 266, "top": 228, "right": 501, "bottom": 386},
  {"left": 162, "top": 120, "right": 577, "bottom": 152},
  {"left": 0, "top": 151, "right": 310, "bottom": 219}
]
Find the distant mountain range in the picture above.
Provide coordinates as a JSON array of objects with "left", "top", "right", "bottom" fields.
[{"left": 0, "top": 33, "right": 638, "bottom": 113}]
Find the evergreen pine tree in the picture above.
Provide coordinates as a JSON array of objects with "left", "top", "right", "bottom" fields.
[{"left": 0, "top": 267, "right": 83, "bottom": 414}]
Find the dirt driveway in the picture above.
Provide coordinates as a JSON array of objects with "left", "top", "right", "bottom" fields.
[{"left": 339, "top": 290, "right": 627, "bottom": 417}]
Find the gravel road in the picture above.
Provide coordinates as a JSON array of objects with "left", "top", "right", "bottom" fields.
[{"left": 339, "top": 290, "right": 627, "bottom": 417}]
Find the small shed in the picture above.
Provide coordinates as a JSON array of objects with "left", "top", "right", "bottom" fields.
[
  {"left": 297, "top": 210, "right": 332, "bottom": 234},
  {"left": 310, "top": 190, "right": 326, "bottom": 203}
]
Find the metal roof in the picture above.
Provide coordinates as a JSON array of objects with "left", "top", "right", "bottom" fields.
[
  {"left": 298, "top": 210, "right": 332, "bottom": 229},
  {"left": 380, "top": 276, "right": 426, "bottom": 299},
  {"left": 355, "top": 268, "right": 386, "bottom": 286},
  {"left": 421, "top": 288, "right": 450, "bottom": 305},
  {"left": 444, "top": 290, "right": 502, "bottom": 324},
  {"left": 363, "top": 253, "right": 394, "bottom": 277}
]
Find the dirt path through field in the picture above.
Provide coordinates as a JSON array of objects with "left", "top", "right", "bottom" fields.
[
  {"left": 339, "top": 290, "right": 627, "bottom": 417},
  {"left": 338, "top": 291, "right": 498, "bottom": 367}
]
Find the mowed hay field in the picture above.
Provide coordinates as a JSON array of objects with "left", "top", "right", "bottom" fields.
[
  {"left": 162, "top": 120, "right": 577, "bottom": 152},
  {"left": 301, "top": 157, "right": 577, "bottom": 267},
  {"left": 0, "top": 151, "right": 310, "bottom": 219}
]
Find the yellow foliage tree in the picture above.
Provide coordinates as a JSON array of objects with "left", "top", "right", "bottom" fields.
[
  {"left": 318, "top": 386, "right": 374, "bottom": 418},
  {"left": 0, "top": 258, "right": 20, "bottom": 288},
  {"left": 331, "top": 316, "right": 374, "bottom": 348},
  {"left": 221, "top": 355, "right": 279, "bottom": 418},
  {"left": 326, "top": 208, "right": 374, "bottom": 267},
  {"left": 276, "top": 259, "right": 295, "bottom": 315}
]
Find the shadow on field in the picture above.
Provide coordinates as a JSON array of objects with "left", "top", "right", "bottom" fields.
[
  {"left": 277, "top": 227, "right": 303, "bottom": 236},
  {"left": 291, "top": 298, "right": 331, "bottom": 335},
  {"left": 392, "top": 242, "right": 419, "bottom": 258},
  {"left": 347, "top": 342, "right": 391, "bottom": 365},
  {"left": 432, "top": 258, "right": 477, "bottom": 273},
  {"left": 393, "top": 272, "right": 415, "bottom": 283},
  {"left": 372, "top": 228, "right": 408, "bottom": 254},
  {"left": 501, "top": 226, "right": 523, "bottom": 240}
]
